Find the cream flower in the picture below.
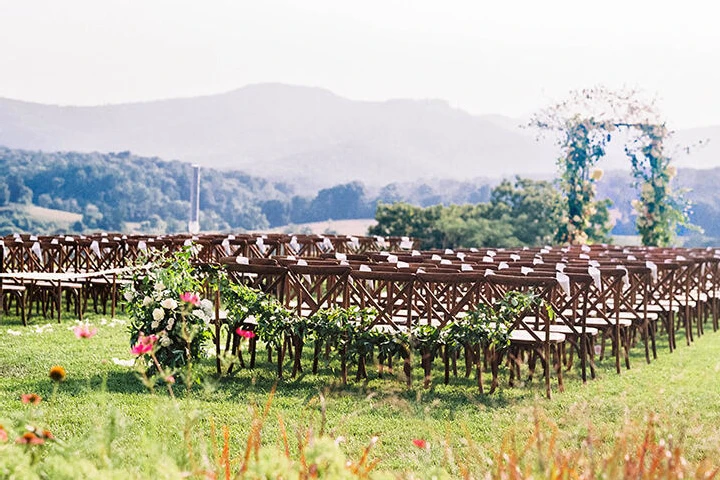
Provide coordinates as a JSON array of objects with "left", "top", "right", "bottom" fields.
[
  {"left": 160, "top": 335, "right": 172, "bottom": 347},
  {"left": 142, "top": 296, "right": 153, "bottom": 307},
  {"left": 123, "top": 290, "right": 134, "bottom": 302},
  {"left": 590, "top": 168, "right": 604, "bottom": 181},
  {"left": 151, "top": 320, "right": 159, "bottom": 329},
  {"left": 152, "top": 308, "right": 164, "bottom": 321},
  {"left": 154, "top": 281, "right": 165, "bottom": 292},
  {"left": 161, "top": 298, "right": 178, "bottom": 310},
  {"left": 666, "top": 165, "right": 677, "bottom": 179}
]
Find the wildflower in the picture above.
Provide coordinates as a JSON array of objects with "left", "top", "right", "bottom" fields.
[
  {"left": 142, "top": 295, "right": 153, "bottom": 307},
  {"left": 111, "top": 357, "right": 135, "bottom": 367},
  {"left": 154, "top": 281, "right": 165, "bottom": 292},
  {"left": 21, "top": 393, "right": 42, "bottom": 405},
  {"left": 16, "top": 431, "right": 44, "bottom": 445},
  {"left": 161, "top": 298, "right": 178, "bottom": 310},
  {"left": 164, "top": 375, "right": 175, "bottom": 384},
  {"left": 152, "top": 308, "right": 165, "bottom": 321},
  {"left": 123, "top": 290, "right": 134, "bottom": 302},
  {"left": 159, "top": 335, "right": 172, "bottom": 347},
  {"left": 412, "top": 438, "right": 428, "bottom": 449},
  {"left": 73, "top": 324, "right": 97, "bottom": 339},
  {"left": 236, "top": 328, "right": 256, "bottom": 339},
  {"left": 667, "top": 165, "right": 677, "bottom": 179},
  {"left": 590, "top": 168, "right": 604, "bottom": 181},
  {"left": 0, "top": 425, "right": 7, "bottom": 443},
  {"left": 180, "top": 292, "right": 201, "bottom": 307},
  {"left": 49, "top": 365, "right": 67, "bottom": 382},
  {"left": 131, "top": 332, "right": 157, "bottom": 355}
]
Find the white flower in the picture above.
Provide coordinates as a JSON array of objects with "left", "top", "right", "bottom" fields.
[
  {"left": 200, "top": 299, "right": 213, "bottom": 312},
  {"left": 151, "top": 320, "right": 159, "bottom": 329},
  {"left": 161, "top": 298, "right": 178, "bottom": 310},
  {"left": 142, "top": 296, "right": 153, "bottom": 307},
  {"left": 7, "top": 329, "right": 21, "bottom": 336},
  {"left": 123, "top": 290, "right": 134, "bottom": 301},
  {"left": 160, "top": 335, "right": 172, "bottom": 347},
  {"left": 154, "top": 281, "right": 165, "bottom": 292},
  {"left": 167, "top": 318, "right": 175, "bottom": 330},
  {"left": 152, "top": 308, "right": 164, "bottom": 321},
  {"left": 112, "top": 357, "right": 135, "bottom": 367}
]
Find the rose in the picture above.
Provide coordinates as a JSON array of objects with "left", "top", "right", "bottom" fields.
[{"left": 160, "top": 298, "right": 178, "bottom": 310}]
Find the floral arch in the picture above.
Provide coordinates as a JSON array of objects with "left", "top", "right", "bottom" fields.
[{"left": 531, "top": 87, "right": 688, "bottom": 247}]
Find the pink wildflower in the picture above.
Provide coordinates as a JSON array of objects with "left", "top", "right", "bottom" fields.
[
  {"left": 236, "top": 328, "right": 256, "bottom": 339},
  {"left": 73, "top": 324, "right": 98, "bottom": 339},
  {"left": 16, "top": 432, "right": 44, "bottom": 445},
  {"left": 21, "top": 393, "right": 42, "bottom": 405},
  {"left": 0, "top": 425, "right": 7, "bottom": 443},
  {"left": 165, "top": 375, "right": 175, "bottom": 384},
  {"left": 412, "top": 438, "right": 428, "bottom": 449},
  {"left": 180, "top": 292, "right": 201, "bottom": 307},
  {"left": 131, "top": 332, "right": 158, "bottom": 355}
]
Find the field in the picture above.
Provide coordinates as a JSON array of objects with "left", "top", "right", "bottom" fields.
[{"left": 1, "top": 310, "right": 720, "bottom": 478}]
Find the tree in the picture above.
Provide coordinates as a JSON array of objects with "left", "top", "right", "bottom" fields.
[{"left": 369, "top": 178, "right": 565, "bottom": 249}]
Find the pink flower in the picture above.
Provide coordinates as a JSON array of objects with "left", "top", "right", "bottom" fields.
[
  {"left": 180, "top": 292, "right": 201, "bottom": 307},
  {"left": 16, "top": 432, "right": 44, "bottom": 445},
  {"left": 164, "top": 375, "right": 175, "bottom": 384},
  {"left": 131, "top": 332, "right": 158, "bottom": 355},
  {"left": 21, "top": 393, "right": 42, "bottom": 405},
  {"left": 412, "top": 439, "right": 428, "bottom": 449},
  {"left": 73, "top": 324, "right": 98, "bottom": 339},
  {"left": 236, "top": 328, "right": 256, "bottom": 339},
  {"left": 0, "top": 425, "right": 7, "bottom": 443}
]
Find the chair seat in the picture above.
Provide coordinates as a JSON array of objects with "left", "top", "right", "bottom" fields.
[
  {"left": 510, "top": 329, "right": 566, "bottom": 344},
  {"left": 585, "top": 317, "right": 633, "bottom": 327}
]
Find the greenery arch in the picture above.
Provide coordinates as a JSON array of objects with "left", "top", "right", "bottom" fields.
[{"left": 531, "top": 87, "right": 689, "bottom": 247}]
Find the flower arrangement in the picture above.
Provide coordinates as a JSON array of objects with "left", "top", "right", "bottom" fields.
[{"left": 124, "top": 248, "right": 214, "bottom": 372}]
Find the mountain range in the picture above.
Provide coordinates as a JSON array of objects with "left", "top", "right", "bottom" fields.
[{"left": 2, "top": 83, "right": 716, "bottom": 191}]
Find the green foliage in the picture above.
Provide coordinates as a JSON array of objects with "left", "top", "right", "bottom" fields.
[
  {"left": 370, "top": 177, "right": 562, "bottom": 249},
  {"left": 0, "top": 146, "right": 278, "bottom": 232}
]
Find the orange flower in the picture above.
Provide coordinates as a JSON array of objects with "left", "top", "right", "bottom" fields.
[{"left": 49, "top": 365, "right": 66, "bottom": 382}]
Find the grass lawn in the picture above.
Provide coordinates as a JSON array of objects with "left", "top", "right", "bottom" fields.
[{"left": 1, "top": 311, "right": 720, "bottom": 476}]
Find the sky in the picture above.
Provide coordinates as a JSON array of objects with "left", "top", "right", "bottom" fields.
[{"left": 0, "top": 0, "right": 718, "bottom": 129}]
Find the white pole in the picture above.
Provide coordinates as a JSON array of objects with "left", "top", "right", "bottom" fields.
[{"left": 188, "top": 165, "right": 200, "bottom": 234}]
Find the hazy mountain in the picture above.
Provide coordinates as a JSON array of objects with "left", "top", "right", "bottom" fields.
[
  {"left": 0, "top": 84, "right": 557, "bottom": 189},
  {"left": 0, "top": 83, "right": 716, "bottom": 190}
]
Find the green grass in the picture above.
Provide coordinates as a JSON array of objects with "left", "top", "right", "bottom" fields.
[{"left": 2, "top": 312, "right": 720, "bottom": 476}]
